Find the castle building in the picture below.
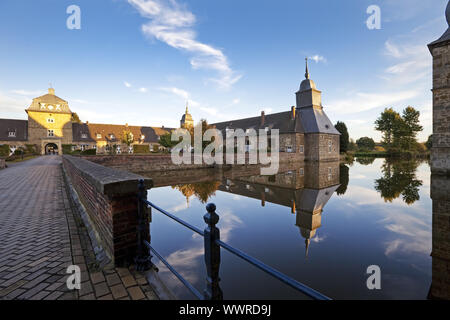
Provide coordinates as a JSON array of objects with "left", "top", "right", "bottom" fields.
[
  {"left": 212, "top": 60, "right": 340, "bottom": 161},
  {"left": 0, "top": 88, "right": 172, "bottom": 155}
]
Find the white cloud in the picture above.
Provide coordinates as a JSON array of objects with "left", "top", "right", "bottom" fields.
[
  {"left": 231, "top": 98, "right": 240, "bottom": 105},
  {"left": 124, "top": 81, "right": 132, "bottom": 88},
  {"left": 128, "top": 0, "right": 241, "bottom": 89},
  {"left": 328, "top": 90, "right": 419, "bottom": 114},
  {"left": 159, "top": 86, "right": 190, "bottom": 100},
  {"left": 11, "top": 89, "right": 43, "bottom": 96},
  {"left": 138, "top": 87, "right": 148, "bottom": 93},
  {"left": 309, "top": 55, "right": 326, "bottom": 63}
]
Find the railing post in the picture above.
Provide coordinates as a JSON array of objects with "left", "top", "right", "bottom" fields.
[
  {"left": 203, "top": 203, "right": 223, "bottom": 300},
  {"left": 135, "top": 179, "right": 152, "bottom": 271}
]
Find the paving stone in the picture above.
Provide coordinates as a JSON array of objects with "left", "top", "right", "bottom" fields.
[
  {"left": 110, "top": 284, "right": 128, "bottom": 299},
  {"left": 94, "top": 282, "right": 110, "bottom": 297},
  {"left": 105, "top": 273, "right": 122, "bottom": 286},
  {"left": 127, "top": 286, "right": 145, "bottom": 300},
  {"left": 90, "top": 272, "right": 105, "bottom": 284},
  {"left": 121, "top": 275, "right": 137, "bottom": 288}
]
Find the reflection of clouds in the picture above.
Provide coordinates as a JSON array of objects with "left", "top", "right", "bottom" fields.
[
  {"left": 169, "top": 201, "right": 189, "bottom": 213},
  {"left": 352, "top": 174, "right": 367, "bottom": 179},
  {"left": 341, "top": 185, "right": 381, "bottom": 205},
  {"left": 156, "top": 208, "right": 243, "bottom": 297},
  {"left": 311, "top": 234, "right": 326, "bottom": 243},
  {"left": 382, "top": 208, "right": 431, "bottom": 257}
]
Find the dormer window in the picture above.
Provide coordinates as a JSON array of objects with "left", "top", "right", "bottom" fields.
[
  {"left": 96, "top": 134, "right": 102, "bottom": 139},
  {"left": 141, "top": 135, "right": 145, "bottom": 140},
  {"left": 8, "top": 131, "right": 16, "bottom": 137},
  {"left": 110, "top": 134, "right": 115, "bottom": 140},
  {"left": 81, "top": 133, "right": 88, "bottom": 139}
]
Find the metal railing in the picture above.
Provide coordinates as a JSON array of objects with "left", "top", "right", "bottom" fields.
[{"left": 135, "top": 179, "right": 331, "bottom": 300}]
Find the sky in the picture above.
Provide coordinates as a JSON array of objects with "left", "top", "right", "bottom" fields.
[{"left": 0, "top": 0, "right": 447, "bottom": 141}]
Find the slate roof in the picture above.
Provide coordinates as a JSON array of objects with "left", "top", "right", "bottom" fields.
[
  {"left": 27, "top": 90, "right": 72, "bottom": 114},
  {"left": 212, "top": 107, "right": 340, "bottom": 135},
  {"left": 428, "top": 2, "right": 450, "bottom": 50},
  {"left": 72, "top": 123, "right": 173, "bottom": 143},
  {"left": 0, "top": 119, "right": 28, "bottom": 141}
]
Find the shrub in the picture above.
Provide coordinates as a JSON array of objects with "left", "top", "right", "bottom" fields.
[
  {"left": 62, "top": 144, "right": 75, "bottom": 154},
  {"left": 0, "top": 144, "right": 9, "bottom": 157},
  {"left": 133, "top": 144, "right": 150, "bottom": 154},
  {"left": 374, "top": 146, "right": 386, "bottom": 152},
  {"left": 81, "top": 149, "right": 96, "bottom": 155}
]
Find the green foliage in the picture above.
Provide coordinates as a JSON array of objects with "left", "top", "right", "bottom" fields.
[
  {"left": 336, "top": 164, "right": 349, "bottom": 196},
  {"left": 159, "top": 133, "right": 179, "bottom": 149},
  {"left": 355, "top": 157, "right": 376, "bottom": 165},
  {"left": 62, "top": 144, "right": 74, "bottom": 154},
  {"left": 24, "top": 144, "right": 37, "bottom": 154},
  {"left": 81, "top": 149, "right": 96, "bottom": 155},
  {"left": 133, "top": 144, "right": 150, "bottom": 154},
  {"left": 374, "top": 159, "right": 423, "bottom": 205},
  {"left": 334, "top": 121, "right": 349, "bottom": 153},
  {"left": 122, "top": 130, "right": 134, "bottom": 147},
  {"left": 356, "top": 137, "right": 375, "bottom": 151},
  {"left": 375, "top": 106, "right": 423, "bottom": 152},
  {"left": 348, "top": 139, "right": 357, "bottom": 151},
  {"left": 0, "top": 144, "right": 9, "bottom": 157}
]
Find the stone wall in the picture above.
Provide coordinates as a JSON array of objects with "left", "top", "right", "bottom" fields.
[
  {"left": 304, "top": 133, "right": 340, "bottom": 161},
  {"left": 62, "top": 155, "right": 152, "bottom": 266},
  {"left": 430, "top": 43, "right": 450, "bottom": 174},
  {"left": 430, "top": 175, "right": 450, "bottom": 300}
]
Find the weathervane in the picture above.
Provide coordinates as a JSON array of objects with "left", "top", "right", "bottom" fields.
[{"left": 305, "top": 57, "right": 310, "bottom": 80}]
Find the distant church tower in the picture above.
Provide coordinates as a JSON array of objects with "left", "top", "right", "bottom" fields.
[{"left": 180, "top": 102, "right": 194, "bottom": 129}]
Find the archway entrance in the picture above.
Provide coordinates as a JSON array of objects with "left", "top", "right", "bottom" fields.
[{"left": 45, "top": 143, "right": 58, "bottom": 155}]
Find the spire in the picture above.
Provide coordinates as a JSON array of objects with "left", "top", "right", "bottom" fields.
[
  {"left": 305, "top": 57, "right": 310, "bottom": 79},
  {"left": 185, "top": 101, "right": 189, "bottom": 114},
  {"left": 305, "top": 239, "right": 310, "bottom": 258}
]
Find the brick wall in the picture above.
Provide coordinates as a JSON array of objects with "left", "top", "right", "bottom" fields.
[{"left": 62, "top": 155, "right": 152, "bottom": 266}]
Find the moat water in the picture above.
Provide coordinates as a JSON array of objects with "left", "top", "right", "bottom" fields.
[{"left": 144, "top": 158, "right": 432, "bottom": 299}]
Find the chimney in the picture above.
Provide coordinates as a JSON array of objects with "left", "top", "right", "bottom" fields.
[
  {"left": 291, "top": 106, "right": 296, "bottom": 120},
  {"left": 48, "top": 88, "right": 55, "bottom": 95},
  {"left": 261, "top": 111, "right": 265, "bottom": 126}
]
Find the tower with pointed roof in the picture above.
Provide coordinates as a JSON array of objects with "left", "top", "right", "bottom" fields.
[
  {"left": 295, "top": 58, "right": 341, "bottom": 161},
  {"left": 180, "top": 102, "right": 194, "bottom": 129}
]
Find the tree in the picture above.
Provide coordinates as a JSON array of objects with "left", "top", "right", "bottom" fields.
[
  {"left": 425, "top": 135, "right": 433, "bottom": 150},
  {"left": 336, "top": 164, "right": 349, "bottom": 196},
  {"left": 189, "top": 119, "right": 216, "bottom": 151},
  {"left": 122, "top": 130, "right": 134, "bottom": 150},
  {"left": 335, "top": 121, "right": 349, "bottom": 153},
  {"left": 375, "top": 108, "right": 401, "bottom": 148},
  {"left": 348, "top": 138, "right": 357, "bottom": 151},
  {"left": 401, "top": 106, "right": 423, "bottom": 150},
  {"left": 158, "top": 132, "right": 180, "bottom": 149},
  {"left": 356, "top": 137, "right": 375, "bottom": 151},
  {"left": 71, "top": 113, "right": 81, "bottom": 123}
]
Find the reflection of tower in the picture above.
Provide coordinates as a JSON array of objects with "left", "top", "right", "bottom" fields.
[
  {"left": 295, "top": 186, "right": 339, "bottom": 257},
  {"left": 180, "top": 102, "right": 194, "bottom": 129},
  {"left": 429, "top": 175, "right": 450, "bottom": 299}
]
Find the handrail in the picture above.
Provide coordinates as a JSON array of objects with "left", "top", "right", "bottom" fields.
[
  {"left": 216, "top": 239, "right": 330, "bottom": 300},
  {"left": 136, "top": 179, "right": 331, "bottom": 300},
  {"left": 144, "top": 199, "right": 204, "bottom": 236},
  {"left": 143, "top": 240, "right": 203, "bottom": 300}
]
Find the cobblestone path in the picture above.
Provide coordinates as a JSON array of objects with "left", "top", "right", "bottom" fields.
[{"left": 0, "top": 156, "right": 158, "bottom": 300}]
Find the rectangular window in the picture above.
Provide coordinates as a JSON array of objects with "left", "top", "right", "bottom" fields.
[
  {"left": 328, "top": 167, "right": 332, "bottom": 181},
  {"left": 47, "top": 118, "right": 55, "bottom": 123},
  {"left": 81, "top": 133, "right": 87, "bottom": 139},
  {"left": 47, "top": 130, "right": 54, "bottom": 137},
  {"left": 110, "top": 134, "right": 115, "bottom": 140},
  {"left": 286, "top": 146, "right": 293, "bottom": 153},
  {"left": 300, "top": 168, "right": 304, "bottom": 176},
  {"left": 299, "top": 145, "right": 304, "bottom": 153},
  {"left": 96, "top": 134, "right": 102, "bottom": 139},
  {"left": 8, "top": 131, "right": 16, "bottom": 137},
  {"left": 328, "top": 140, "right": 332, "bottom": 153}
]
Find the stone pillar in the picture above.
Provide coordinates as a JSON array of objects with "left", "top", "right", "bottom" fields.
[{"left": 428, "top": 1, "right": 450, "bottom": 175}]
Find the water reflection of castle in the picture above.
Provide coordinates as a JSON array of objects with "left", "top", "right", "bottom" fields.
[{"left": 167, "top": 161, "right": 341, "bottom": 256}]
